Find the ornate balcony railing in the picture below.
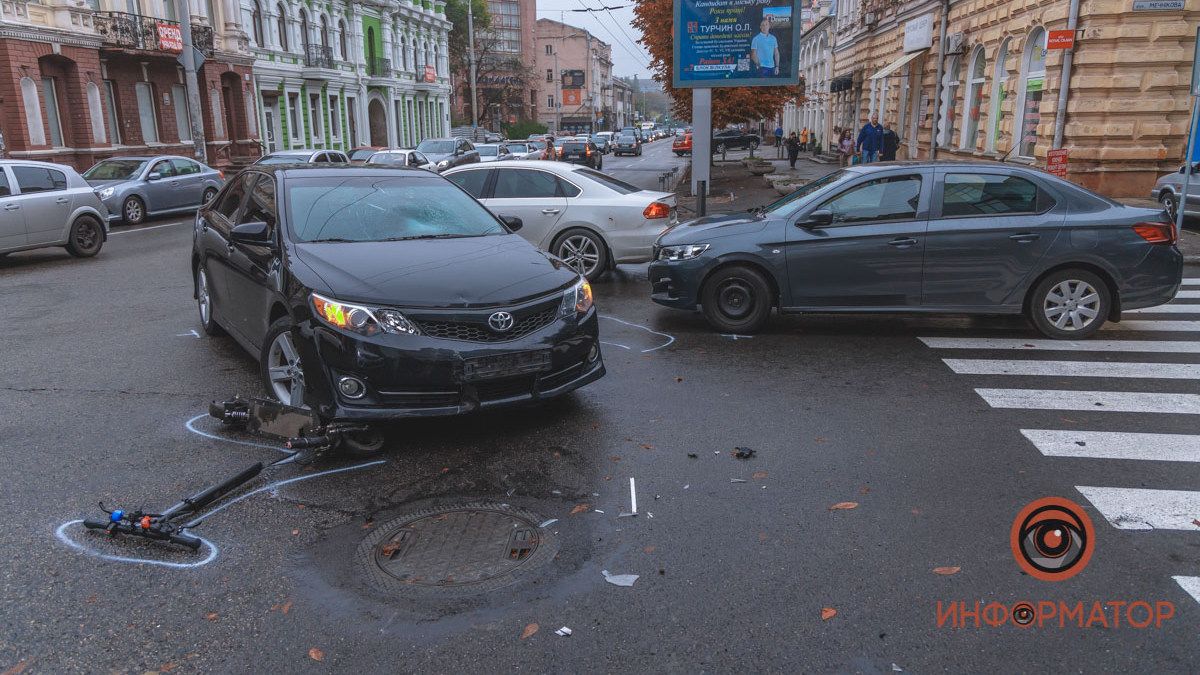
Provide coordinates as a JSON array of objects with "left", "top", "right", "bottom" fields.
[
  {"left": 366, "top": 56, "right": 391, "bottom": 77},
  {"left": 95, "top": 12, "right": 214, "bottom": 57},
  {"left": 304, "top": 44, "right": 335, "bottom": 69}
]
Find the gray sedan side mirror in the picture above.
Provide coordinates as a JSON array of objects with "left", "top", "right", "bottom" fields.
[
  {"left": 800, "top": 209, "right": 833, "bottom": 228},
  {"left": 147, "top": 172, "right": 162, "bottom": 181}
]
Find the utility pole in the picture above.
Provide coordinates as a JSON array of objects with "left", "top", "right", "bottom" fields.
[
  {"left": 467, "top": 0, "right": 478, "bottom": 128},
  {"left": 554, "top": 46, "right": 560, "bottom": 134},
  {"left": 176, "top": 0, "right": 206, "bottom": 162}
]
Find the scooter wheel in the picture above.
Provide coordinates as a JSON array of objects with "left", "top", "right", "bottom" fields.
[{"left": 341, "top": 429, "right": 386, "bottom": 457}]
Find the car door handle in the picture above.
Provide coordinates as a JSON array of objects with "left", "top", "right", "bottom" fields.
[
  {"left": 541, "top": 208, "right": 561, "bottom": 215},
  {"left": 55, "top": 197, "right": 69, "bottom": 204},
  {"left": 888, "top": 237, "right": 918, "bottom": 247},
  {"left": 3, "top": 204, "right": 18, "bottom": 211},
  {"left": 1009, "top": 232, "right": 1040, "bottom": 243}
]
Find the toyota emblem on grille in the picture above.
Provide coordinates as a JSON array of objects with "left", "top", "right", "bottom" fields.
[{"left": 488, "top": 311, "right": 515, "bottom": 332}]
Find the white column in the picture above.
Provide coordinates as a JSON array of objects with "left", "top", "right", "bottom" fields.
[{"left": 385, "top": 89, "right": 396, "bottom": 147}]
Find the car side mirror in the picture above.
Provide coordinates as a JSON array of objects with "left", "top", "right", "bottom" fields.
[
  {"left": 146, "top": 172, "right": 161, "bottom": 181},
  {"left": 499, "top": 215, "right": 523, "bottom": 232},
  {"left": 800, "top": 209, "right": 833, "bottom": 229},
  {"left": 230, "top": 220, "right": 273, "bottom": 246}
]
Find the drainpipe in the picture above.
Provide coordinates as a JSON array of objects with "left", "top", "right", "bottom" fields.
[
  {"left": 928, "top": 0, "right": 951, "bottom": 159},
  {"left": 1051, "top": 0, "right": 1081, "bottom": 148}
]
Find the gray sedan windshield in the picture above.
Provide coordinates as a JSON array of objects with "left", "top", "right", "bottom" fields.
[{"left": 84, "top": 160, "right": 147, "bottom": 180}]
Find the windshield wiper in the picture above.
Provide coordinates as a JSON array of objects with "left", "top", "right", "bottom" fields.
[
  {"left": 381, "top": 233, "right": 478, "bottom": 241},
  {"left": 308, "top": 237, "right": 357, "bottom": 243}
]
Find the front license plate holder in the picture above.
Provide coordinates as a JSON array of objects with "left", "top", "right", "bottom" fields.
[{"left": 459, "top": 350, "right": 553, "bottom": 382}]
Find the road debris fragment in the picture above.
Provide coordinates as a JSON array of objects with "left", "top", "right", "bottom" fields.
[
  {"left": 821, "top": 607, "right": 837, "bottom": 620},
  {"left": 602, "top": 570, "right": 639, "bottom": 587},
  {"left": 555, "top": 627, "right": 573, "bottom": 637},
  {"left": 734, "top": 447, "right": 756, "bottom": 459},
  {"left": 730, "top": 478, "right": 747, "bottom": 483},
  {"left": 828, "top": 501, "right": 859, "bottom": 510}
]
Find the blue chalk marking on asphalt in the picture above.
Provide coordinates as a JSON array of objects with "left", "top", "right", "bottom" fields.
[
  {"left": 599, "top": 315, "right": 677, "bottom": 353},
  {"left": 185, "top": 413, "right": 290, "bottom": 452},
  {"left": 55, "top": 520, "right": 219, "bottom": 569}
]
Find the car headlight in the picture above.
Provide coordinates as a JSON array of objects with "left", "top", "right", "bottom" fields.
[
  {"left": 96, "top": 186, "right": 115, "bottom": 200},
  {"left": 310, "top": 292, "right": 421, "bottom": 336},
  {"left": 558, "top": 278, "right": 593, "bottom": 318},
  {"left": 657, "top": 243, "right": 710, "bottom": 261}
]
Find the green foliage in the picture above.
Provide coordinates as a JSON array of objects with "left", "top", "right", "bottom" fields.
[
  {"left": 503, "top": 120, "right": 548, "bottom": 139},
  {"left": 445, "top": 0, "right": 490, "bottom": 74}
]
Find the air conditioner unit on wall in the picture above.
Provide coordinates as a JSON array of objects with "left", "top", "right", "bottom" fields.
[
  {"left": 864, "top": 12, "right": 877, "bottom": 26},
  {"left": 946, "top": 32, "right": 966, "bottom": 55}
]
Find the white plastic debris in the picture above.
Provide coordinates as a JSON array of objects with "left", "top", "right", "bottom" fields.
[
  {"left": 891, "top": 665, "right": 903, "bottom": 672},
  {"left": 594, "top": 509, "right": 605, "bottom": 514},
  {"left": 555, "top": 626, "right": 573, "bottom": 637},
  {"left": 683, "top": 484, "right": 690, "bottom": 490},
  {"left": 731, "top": 478, "right": 747, "bottom": 483},
  {"left": 602, "top": 570, "right": 639, "bottom": 587},
  {"left": 539, "top": 518, "right": 558, "bottom": 528}
]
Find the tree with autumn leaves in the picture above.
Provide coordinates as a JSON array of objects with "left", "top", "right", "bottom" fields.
[{"left": 631, "top": 0, "right": 803, "bottom": 126}]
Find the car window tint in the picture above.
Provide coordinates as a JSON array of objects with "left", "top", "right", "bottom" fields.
[
  {"left": 331, "top": 153, "right": 348, "bottom": 163},
  {"left": 171, "top": 159, "right": 201, "bottom": 175},
  {"left": 557, "top": 177, "right": 581, "bottom": 198},
  {"left": 0, "top": 170, "right": 9, "bottom": 197},
  {"left": 446, "top": 169, "right": 491, "bottom": 198},
  {"left": 312, "top": 153, "right": 329, "bottom": 163},
  {"left": 409, "top": 153, "right": 423, "bottom": 166},
  {"left": 575, "top": 168, "right": 638, "bottom": 194},
  {"left": 494, "top": 169, "right": 558, "bottom": 198},
  {"left": 215, "top": 174, "right": 250, "bottom": 219},
  {"left": 415, "top": 152, "right": 428, "bottom": 164},
  {"left": 240, "top": 174, "right": 277, "bottom": 234},
  {"left": 13, "top": 166, "right": 65, "bottom": 193},
  {"left": 942, "top": 173, "right": 1042, "bottom": 217},
  {"left": 151, "top": 160, "right": 177, "bottom": 177},
  {"left": 821, "top": 175, "right": 922, "bottom": 224}
]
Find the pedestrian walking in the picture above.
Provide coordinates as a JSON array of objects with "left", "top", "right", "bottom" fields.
[
  {"left": 838, "top": 130, "right": 854, "bottom": 167},
  {"left": 799, "top": 126, "right": 809, "bottom": 151},
  {"left": 856, "top": 114, "right": 884, "bottom": 164},
  {"left": 785, "top": 131, "right": 801, "bottom": 169},
  {"left": 774, "top": 125, "right": 784, "bottom": 157},
  {"left": 881, "top": 121, "right": 899, "bottom": 162}
]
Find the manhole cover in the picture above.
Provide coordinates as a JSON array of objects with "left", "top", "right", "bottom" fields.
[{"left": 356, "top": 503, "right": 558, "bottom": 596}]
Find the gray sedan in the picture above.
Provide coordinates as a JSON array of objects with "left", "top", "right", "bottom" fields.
[
  {"left": 649, "top": 162, "right": 1182, "bottom": 338},
  {"left": 1, "top": 159, "right": 108, "bottom": 258},
  {"left": 1150, "top": 162, "right": 1200, "bottom": 221},
  {"left": 85, "top": 156, "right": 225, "bottom": 225},
  {"left": 415, "top": 138, "right": 481, "bottom": 172}
]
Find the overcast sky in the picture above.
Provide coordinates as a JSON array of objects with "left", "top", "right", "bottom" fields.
[{"left": 534, "top": 2, "right": 656, "bottom": 82}]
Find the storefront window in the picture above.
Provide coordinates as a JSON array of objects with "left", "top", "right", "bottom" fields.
[
  {"left": 961, "top": 46, "right": 986, "bottom": 151},
  {"left": 987, "top": 39, "right": 1010, "bottom": 153},
  {"left": 1017, "top": 28, "right": 1047, "bottom": 158}
]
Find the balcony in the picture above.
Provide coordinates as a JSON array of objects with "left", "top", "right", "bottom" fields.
[
  {"left": 304, "top": 44, "right": 335, "bottom": 70},
  {"left": 95, "top": 12, "right": 213, "bottom": 56},
  {"left": 366, "top": 56, "right": 391, "bottom": 77}
]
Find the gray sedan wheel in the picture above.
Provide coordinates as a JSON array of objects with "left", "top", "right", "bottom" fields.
[
  {"left": 553, "top": 228, "right": 608, "bottom": 281},
  {"left": 202, "top": 187, "right": 218, "bottom": 205},
  {"left": 262, "top": 318, "right": 307, "bottom": 407},
  {"left": 1159, "top": 192, "right": 1178, "bottom": 221},
  {"left": 1029, "top": 269, "right": 1109, "bottom": 339},
  {"left": 122, "top": 196, "right": 146, "bottom": 225}
]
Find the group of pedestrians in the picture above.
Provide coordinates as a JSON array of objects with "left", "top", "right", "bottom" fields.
[{"left": 834, "top": 115, "right": 899, "bottom": 167}]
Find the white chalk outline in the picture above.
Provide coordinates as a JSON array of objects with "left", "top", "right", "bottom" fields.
[
  {"left": 186, "top": 413, "right": 290, "bottom": 452},
  {"left": 599, "top": 315, "right": 676, "bottom": 352},
  {"left": 55, "top": 520, "right": 219, "bottom": 569}
]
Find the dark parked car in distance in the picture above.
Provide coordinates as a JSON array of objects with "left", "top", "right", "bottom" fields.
[
  {"left": 712, "top": 129, "right": 761, "bottom": 153},
  {"left": 190, "top": 164, "right": 604, "bottom": 425},
  {"left": 649, "top": 162, "right": 1181, "bottom": 338},
  {"left": 613, "top": 134, "right": 642, "bottom": 157},
  {"left": 557, "top": 139, "right": 603, "bottom": 169},
  {"left": 416, "top": 138, "right": 481, "bottom": 172}
]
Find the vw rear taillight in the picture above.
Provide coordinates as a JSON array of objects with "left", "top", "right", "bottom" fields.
[
  {"left": 644, "top": 202, "right": 671, "bottom": 219},
  {"left": 1132, "top": 222, "right": 1176, "bottom": 244}
]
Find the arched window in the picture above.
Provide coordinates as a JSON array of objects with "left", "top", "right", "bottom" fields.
[
  {"left": 936, "top": 55, "right": 960, "bottom": 148},
  {"left": 338, "top": 19, "right": 348, "bottom": 60},
  {"left": 367, "top": 26, "right": 377, "bottom": 64},
  {"left": 400, "top": 34, "right": 407, "bottom": 70},
  {"left": 320, "top": 15, "right": 329, "bottom": 49},
  {"left": 251, "top": 1, "right": 264, "bottom": 47},
  {"left": 987, "top": 38, "right": 1010, "bottom": 153},
  {"left": 276, "top": 3, "right": 288, "bottom": 51},
  {"left": 960, "top": 45, "right": 986, "bottom": 151},
  {"left": 20, "top": 76, "right": 46, "bottom": 146},
  {"left": 299, "top": 8, "right": 309, "bottom": 48},
  {"left": 1016, "top": 27, "right": 1047, "bottom": 158}
]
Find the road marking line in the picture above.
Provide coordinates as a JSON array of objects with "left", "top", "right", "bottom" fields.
[
  {"left": 629, "top": 477, "right": 638, "bottom": 514},
  {"left": 975, "top": 388, "right": 1200, "bottom": 414},
  {"left": 1021, "top": 429, "right": 1200, "bottom": 462},
  {"left": 1126, "top": 304, "right": 1200, "bottom": 314},
  {"left": 920, "top": 337, "right": 1200, "bottom": 353},
  {"left": 1103, "top": 320, "right": 1200, "bottom": 332},
  {"left": 946, "top": 358, "right": 1200, "bottom": 379},
  {"left": 1173, "top": 577, "right": 1200, "bottom": 605},
  {"left": 1076, "top": 486, "right": 1200, "bottom": 530},
  {"left": 107, "top": 220, "right": 189, "bottom": 235},
  {"left": 1176, "top": 290, "right": 1200, "bottom": 298}
]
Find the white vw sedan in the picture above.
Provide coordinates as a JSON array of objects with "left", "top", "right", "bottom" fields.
[{"left": 443, "top": 161, "right": 677, "bottom": 280}]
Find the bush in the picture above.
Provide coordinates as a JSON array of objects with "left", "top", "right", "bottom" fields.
[{"left": 504, "top": 120, "right": 548, "bottom": 140}]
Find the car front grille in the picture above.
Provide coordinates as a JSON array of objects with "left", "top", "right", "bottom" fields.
[{"left": 415, "top": 307, "right": 559, "bottom": 343}]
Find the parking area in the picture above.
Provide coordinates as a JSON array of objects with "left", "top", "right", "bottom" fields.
[{"left": 3, "top": 187, "right": 1200, "bottom": 671}]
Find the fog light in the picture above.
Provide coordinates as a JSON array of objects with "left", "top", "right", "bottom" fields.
[
  {"left": 588, "top": 344, "right": 600, "bottom": 363},
  {"left": 338, "top": 376, "right": 365, "bottom": 399}
]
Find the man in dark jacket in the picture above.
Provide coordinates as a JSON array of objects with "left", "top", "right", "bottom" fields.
[
  {"left": 856, "top": 114, "right": 884, "bottom": 163},
  {"left": 880, "top": 121, "right": 900, "bottom": 162}
]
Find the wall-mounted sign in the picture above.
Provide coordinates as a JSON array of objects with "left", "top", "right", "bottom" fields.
[
  {"left": 903, "top": 14, "right": 933, "bottom": 54},
  {"left": 1131, "top": 0, "right": 1184, "bottom": 9},
  {"left": 1047, "top": 29, "right": 1075, "bottom": 50},
  {"left": 424, "top": 64, "right": 436, "bottom": 83},
  {"left": 157, "top": 22, "right": 183, "bottom": 52},
  {"left": 673, "top": 0, "right": 802, "bottom": 88},
  {"left": 562, "top": 70, "right": 585, "bottom": 88},
  {"left": 1047, "top": 148, "right": 1069, "bottom": 177},
  {"left": 562, "top": 89, "right": 582, "bottom": 106}
]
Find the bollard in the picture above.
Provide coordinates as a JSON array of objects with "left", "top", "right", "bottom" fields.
[{"left": 698, "top": 180, "right": 707, "bottom": 217}]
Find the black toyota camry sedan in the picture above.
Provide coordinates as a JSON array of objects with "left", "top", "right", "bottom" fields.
[{"left": 190, "top": 164, "right": 604, "bottom": 421}]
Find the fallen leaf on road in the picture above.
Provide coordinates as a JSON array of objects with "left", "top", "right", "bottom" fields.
[
  {"left": 859, "top": 486, "right": 871, "bottom": 494},
  {"left": 281, "top": 600, "right": 293, "bottom": 615},
  {"left": 821, "top": 607, "right": 837, "bottom": 621},
  {"left": 758, "top": 532, "right": 769, "bottom": 542},
  {"left": 361, "top": 521, "right": 374, "bottom": 529},
  {"left": 85, "top": 594, "right": 97, "bottom": 604},
  {"left": 814, "top": 437, "right": 827, "bottom": 443},
  {"left": 675, "top": 376, "right": 683, "bottom": 382},
  {"left": 308, "top": 647, "right": 324, "bottom": 662},
  {"left": 2, "top": 661, "right": 30, "bottom": 675},
  {"left": 520, "top": 623, "right": 539, "bottom": 639},
  {"left": 380, "top": 541, "right": 401, "bottom": 557},
  {"left": 570, "top": 503, "right": 590, "bottom": 515},
  {"left": 204, "top": 612, "right": 218, "bottom": 622},
  {"left": 609, "top": 455, "right": 622, "bottom": 462},
  {"left": 291, "top": 529, "right": 299, "bottom": 536},
  {"left": 932, "top": 566, "right": 961, "bottom": 576},
  {"left": 640, "top": 443, "right": 654, "bottom": 450},
  {"left": 1193, "top": 519, "right": 1200, "bottom": 528},
  {"left": 159, "top": 662, "right": 177, "bottom": 672},
  {"left": 752, "top": 471, "right": 768, "bottom": 479},
  {"left": 911, "top": 508, "right": 922, "bottom": 515},
  {"left": 643, "top": 545, "right": 657, "bottom": 554},
  {"left": 828, "top": 502, "right": 859, "bottom": 511}
]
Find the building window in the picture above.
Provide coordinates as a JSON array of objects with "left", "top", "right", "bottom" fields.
[
  {"left": 987, "top": 38, "right": 1010, "bottom": 153},
  {"left": 338, "top": 19, "right": 348, "bottom": 60},
  {"left": 20, "top": 77, "right": 46, "bottom": 146},
  {"left": 41, "top": 77, "right": 65, "bottom": 147},
  {"left": 546, "top": 68, "right": 552, "bottom": 82},
  {"left": 134, "top": 81, "right": 159, "bottom": 144},
  {"left": 252, "top": 1, "right": 264, "bottom": 47},
  {"left": 545, "top": 44, "right": 552, "bottom": 55},
  {"left": 276, "top": 3, "right": 289, "bottom": 51},
  {"left": 547, "top": 95, "right": 554, "bottom": 108},
  {"left": 288, "top": 92, "right": 301, "bottom": 141},
  {"left": 172, "top": 83, "right": 192, "bottom": 142},
  {"left": 309, "top": 93, "right": 323, "bottom": 141},
  {"left": 1016, "top": 27, "right": 1047, "bottom": 158},
  {"left": 103, "top": 80, "right": 121, "bottom": 144},
  {"left": 961, "top": 46, "right": 986, "bottom": 151},
  {"left": 936, "top": 56, "right": 960, "bottom": 149},
  {"left": 400, "top": 35, "right": 408, "bottom": 70},
  {"left": 299, "top": 8, "right": 309, "bottom": 48},
  {"left": 329, "top": 95, "right": 340, "bottom": 139},
  {"left": 320, "top": 15, "right": 329, "bottom": 49}
]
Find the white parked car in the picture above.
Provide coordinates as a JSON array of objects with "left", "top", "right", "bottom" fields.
[
  {"left": 475, "top": 143, "right": 515, "bottom": 162},
  {"left": 443, "top": 160, "right": 677, "bottom": 280},
  {"left": 1151, "top": 162, "right": 1200, "bottom": 221},
  {"left": 0, "top": 159, "right": 109, "bottom": 258},
  {"left": 365, "top": 150, "right": 436, "bottom": 171},
  {"left": 502, "top": 141, "right": 540, "bottom": 160}
]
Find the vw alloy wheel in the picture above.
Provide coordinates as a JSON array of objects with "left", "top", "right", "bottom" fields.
[
  {"left": 197, "top": 268, "right": 212, "bottom": 325},
  {"left": 1043, "top": 279, "right": 1101, "bottom": 332},
  {"left": 558, "top": 234, "right": 601, "bottom": 278},
  {"left": 267, "top": 331, "right": 306, "bottom": 407}
]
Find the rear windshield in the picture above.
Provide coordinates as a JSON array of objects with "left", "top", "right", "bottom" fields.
[
  {"left": 507, "top": 143, "right": 529, "bottom": 153},
  {"left": 477, "top": 146, "right": 499, "bottom": 156},
  {"left": 561, "top": 142, "right": 587, "bottom": 152},
  {"left": 576, "top": 168, "right": 639, "bottom": 194},
  {"left": 366, "top": 153, "right": 408, "bottom": 166},
  {"left": 617, "top": 136, "right": 637, "bottom": 143},
  {"left": 258, "top": 154, "right": 308, "bottom": 165}
]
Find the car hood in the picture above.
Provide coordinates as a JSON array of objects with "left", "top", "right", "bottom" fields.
[
  {"left": 658, "top": 212, "right": 768, "bottom": 245},
  {"left": 423, "top": 152, "right": 454, "bottom": 163},
  {"left": 85, "top": 179, "right": 133, "bottom": 188},
  {"left": 292, "top": 235, "right": 578, "bottom": 309}
]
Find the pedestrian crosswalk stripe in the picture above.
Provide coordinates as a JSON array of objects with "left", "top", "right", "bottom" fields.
[
  {"left": 1126, "top": 305, "right": 1200, "bottom": 314},
  {"left": 1184, "top": 278, "right": 1200, "bottom": 286},
  {"left": 1021, "top": 429, "right": 1200, "bottom": 462},
  {"left": 1076, "top": 486, "right": 1200, "bottom": 530},
  {"left": 947, "top": 359, "right": 1200, "bottom": 379},
  {"left": 975, "top": 388, "right": 1200, "bottom": 414},
  {"left": 920, "top": 337, "right": 1200, "bottom": 353},
  {"left": 1173, "top": 577, "right": 1200, "bottom": 605},
  {"left": 1104, "top": 320, "right": 1200, "bottom": 332},
  {"left": 1176, "top": 290, "right": 1200, "bottom": 299}
]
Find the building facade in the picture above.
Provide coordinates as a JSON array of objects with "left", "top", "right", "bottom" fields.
[
  {"left": 781, "top": 16, "right": 833, "bottom": 148},
  {"left": 452, "top": 0, "right": 538, "bottom": 129},
  {"left": 242, "top": 0, "right": 452, "bottom": 154},
  {"left": 830, "top": 0, "right": 1198, "bottom": 196},
  {"left": 0, "top": 0, "right": 257, "bottom": 170},
  {"left": 535, "top": 18, "right": 612, "bottom": 135},
  {"left": 612, "top": 76, "right": 633, "bottom": 130}
]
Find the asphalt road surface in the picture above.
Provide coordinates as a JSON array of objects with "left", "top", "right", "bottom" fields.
[{"left": 2, "top": 152, "right": 1200, "bottom": 672}]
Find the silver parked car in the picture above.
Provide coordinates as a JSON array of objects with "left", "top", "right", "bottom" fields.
[
  {"left": 365, "top": 149, "right": 436, "bottom": 170},
  {"left": 85, "top": 156, "right": 225, "bottom": 225},
  {"left": 1151, "top": 162, "right": 1200, "bottom": 221},
  {"left": 254, "top": 149, "right": 351, "bottom": 165},
  {"left": 475, "top": 143, "right": 515, "bottom": 163},
  {"left": 444, "top": 160, "right": 677, "bottom": 280},
  {"left": 0, "top": 160, "right": 109, "bottom": 258}
]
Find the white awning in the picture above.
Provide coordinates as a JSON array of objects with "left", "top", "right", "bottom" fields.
[{"left": 870, "top": 50, "right": 926, "bottom": 81}]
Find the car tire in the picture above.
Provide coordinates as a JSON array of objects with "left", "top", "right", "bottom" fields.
[
  {"left": 122, "top": 196, "right": 146, "bottom": 225},
  {"left": 700, "top": 265, "right": 773, "bottom": 334},
  {"left": 749, "top": 139, "right": 760, "bottom": 150},
  {"left": 1027, "top": 269, "right": 1110, "bottom": 339},
  {"left": 65, "top": 215, "right": 104, "bottom": 258},
  {"left": 716, "top": 142, "right": 727, "bottom": 154},
  {"left": 597, "top": 158, "right": 603, "bottom": 171},
  {"left": 260, "top": 317, "right": 308, "bottom": 408},
  {"left": 553, "top": 228, "right": 609, "bottom": 282},
  {"left": 1159, "top": 192, "right": 1178, "bottom": 221},
  {"left": 195, "top": 263, "right": 225, "bottom": 336},
  {"left": 202, "top": 187, "right": 218, "bottom": 205}
]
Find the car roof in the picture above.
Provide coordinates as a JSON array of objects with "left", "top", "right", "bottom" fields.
[
  {"left": 0, "top": 158, "right": 81, "bottom": 171},
  {"left": 845, "top": 160, "right": 1036, "bottom": 172},
  {"left": 241, "top": 164, "right": 428, "bottom": 176},
  {"left": 445, "top": 160, "right": 579, "bottom": 173}
]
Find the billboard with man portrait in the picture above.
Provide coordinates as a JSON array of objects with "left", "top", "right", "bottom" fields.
[{"left": 672, "top": 0, "right": 802, "bottom": 88}]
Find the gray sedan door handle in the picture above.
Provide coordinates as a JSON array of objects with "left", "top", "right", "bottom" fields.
[
  {"left": 3, "top": 204, "right": 18, "bottom": 211},
  {"left": 55, "top": 197, "right": 69, "bottom": 204},
  {"left": 888, "top": 237, "right": 918, "bottom": 247},
  {"left": 1009, "top": 232, "right": 1040, "bottom": 243},
  {"left": 541, "top": 208, "right": 561, "bottom": 215}
]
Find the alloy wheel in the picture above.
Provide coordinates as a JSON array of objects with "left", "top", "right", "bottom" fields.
[
  {"left": 1043, "top": 279, "right": 1101, "bottom": 332},
  {"left": 197, "top": 268, "right": 211, "bottom": 325},
  {"left": 74, "top": 220, "right": 99, "bottom": 251},
  {"left": 558, "top": 235, "right": 601, "bottom": 277},
  {"left": 125, "top": 199, "right": 142, "bottom": 222},
  {"left": 267, "top": 331, "right": 305, "bottom": 407},
  {"left": 1160, "top": 193, "right": 1177, "bottom": 221}
]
